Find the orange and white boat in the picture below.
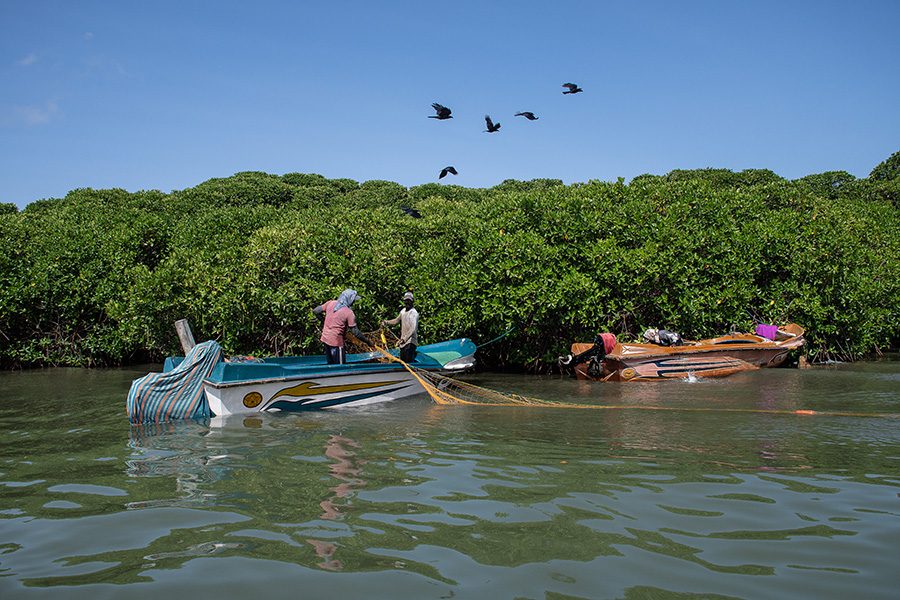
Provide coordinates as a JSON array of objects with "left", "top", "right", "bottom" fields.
[{"left": 570, "top": 324, "right": 805, "bottom": 382}]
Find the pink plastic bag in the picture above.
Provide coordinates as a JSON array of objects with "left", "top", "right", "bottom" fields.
[{"left": 755, "top": 324, "right": 778, "bottom": 340}]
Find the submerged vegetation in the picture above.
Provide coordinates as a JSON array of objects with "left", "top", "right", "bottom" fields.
[{"left": 1, "top": 152, "right": 898, "bottom": 369}]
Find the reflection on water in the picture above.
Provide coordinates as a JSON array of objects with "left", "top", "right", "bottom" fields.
[
  {"left": 319, "top": 435, "right": 365, "bottom": 521},
  {"left": 308, "top": 434, "right": 366, "bottom": 571},
  {"left": 0, "top": 364, "right": 899, "bottom": 598}
]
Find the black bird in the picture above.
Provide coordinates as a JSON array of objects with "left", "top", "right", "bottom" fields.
[
  {"left": 401, "top": 206, "right": 422, "bottom": 218},
  {"left": 515, "top": 111, "right": 539, "bottom": 120},
  {"left": 562, "top": 83, "right": 583, "bottom": 94},
  {"left": 439, "top": 166, "right": 458, "bottom": 179},
  {"left": 429, "top": 103, "right": 452, "bottom": 119},
  {"left": 484, "top": 115, "right": 501, "bottom": 133}
]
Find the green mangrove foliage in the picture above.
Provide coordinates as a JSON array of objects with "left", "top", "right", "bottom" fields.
[{"left": 1, "top": 152, "right": 898, "bottom": 368}]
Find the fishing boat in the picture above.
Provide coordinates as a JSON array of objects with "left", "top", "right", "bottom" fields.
[
  {"left": 203, "top": 338, "right": 475, "bottom": 415},
  {"left": 569, "top": 324, "right": 805, "bottom": 382},
  {"left": 128, "top": 338, "right": 476, "bottom": 422}
]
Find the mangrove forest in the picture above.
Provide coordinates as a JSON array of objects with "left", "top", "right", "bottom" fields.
[{"left": 1, "top": 151, "right": 898, "bottom": 370}]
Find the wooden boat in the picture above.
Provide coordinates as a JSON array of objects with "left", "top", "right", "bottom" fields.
[
  {"left": 161, "top": 338, "right": 476, "bottom": 416},
  {"left": 570, "top": 324, "right": 805, "bottom": 382}
]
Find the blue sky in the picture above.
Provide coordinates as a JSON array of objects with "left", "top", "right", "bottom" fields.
[{"left": 2, "top": 0, "right": 898, "bottom": 207}]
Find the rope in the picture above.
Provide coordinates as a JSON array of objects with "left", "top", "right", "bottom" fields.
[
  {"left": 475, "top": 325, "right": 517, "bottom": 349},
  {"left": 372, "top": 334, "right": 898, "bottom": 419}
]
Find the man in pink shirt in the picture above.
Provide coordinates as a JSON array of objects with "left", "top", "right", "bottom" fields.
[{"left": 312, "top": 289, "right": 371, "bottom": 364}]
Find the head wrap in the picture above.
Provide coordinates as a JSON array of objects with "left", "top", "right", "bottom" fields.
[{"left": 334, "top": 289, "right": 358, "bottom": 312}]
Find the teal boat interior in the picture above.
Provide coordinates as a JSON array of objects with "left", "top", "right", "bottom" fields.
[{"left": 164, "top": 338, "right": 477, "bottom": 384}]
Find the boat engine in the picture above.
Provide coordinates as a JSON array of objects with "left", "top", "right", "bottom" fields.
[{"left": 559, "top": 333, "right": 615, "bottom": 376}]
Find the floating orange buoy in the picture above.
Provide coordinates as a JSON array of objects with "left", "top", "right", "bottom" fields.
[{"left": 794, "top": 410, "right": 817, "bottom": 415}]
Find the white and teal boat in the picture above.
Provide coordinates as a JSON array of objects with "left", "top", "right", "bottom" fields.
[{"left": 129, "top": 338, "right": 476, "bottom": 421}]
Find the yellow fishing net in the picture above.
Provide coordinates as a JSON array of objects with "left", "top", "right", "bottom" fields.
[
  {"left": 350, "top": 329, "right": 553, "bottom": 406},
  {"left": 378, "top": 351, "right": 556, "bottom": 406},
  {"left": 344, "top": 330, "right": 896, "bottom": 418},
  {"left": 345, "top": 328, "right": 400, "bottom": 354}
]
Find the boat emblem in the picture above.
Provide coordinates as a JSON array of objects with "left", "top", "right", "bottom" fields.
[
  {"left": 243, "top": 391, "right": 263, "bottom": 408},
  {"left": 621, "top": 368, "right": 636, "bottom": 380}
]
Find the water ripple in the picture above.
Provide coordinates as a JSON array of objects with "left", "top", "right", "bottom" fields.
[{"left": 1, "top": 366, "right": 899, "bottom": 598}]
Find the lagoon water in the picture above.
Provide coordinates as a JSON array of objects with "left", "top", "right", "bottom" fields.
[{"left": 1, "top": 363, "right": 899, "bottom": 599}]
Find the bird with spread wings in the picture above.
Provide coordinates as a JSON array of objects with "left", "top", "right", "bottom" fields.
[
  {"left": 484, "top": 115, "right": 501, "bottom": 133},
  {"left": 429, "top": 103, "right": 453, "bottom": 119}
]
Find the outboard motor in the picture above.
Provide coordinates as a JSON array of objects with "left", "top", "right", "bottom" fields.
[{"left": 559, "top": 333, "right": 617, "bottom": 376}]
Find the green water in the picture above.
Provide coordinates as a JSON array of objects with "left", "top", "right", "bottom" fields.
[{"left": 1, "top": 364, "right": 899, "bottom": 599}]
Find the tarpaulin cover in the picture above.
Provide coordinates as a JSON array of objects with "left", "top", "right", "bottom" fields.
[{"left": 126, "top": 341, "right": 222, "bottom": 423}]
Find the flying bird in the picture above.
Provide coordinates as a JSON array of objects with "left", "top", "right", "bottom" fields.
[
  {"left": 562, "top": 83, "right": 583, "bottom": 94},
  {"left": 439, "top": 166, "right": 458, "bottom": 179},
  {"left": 484, "top": 115, "right": 501, "bottom": 133},
  {"left": 429, "top": 103, "right": 452, "bottom": 119},
  {"left": 515, "top": 111, "right": 539, "bottom": 120},
  {"left": 401, "top": 206, "right": 422, "bottom": 218}
]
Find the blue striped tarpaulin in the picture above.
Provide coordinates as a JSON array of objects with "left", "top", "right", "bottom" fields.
[{"left": 127, "top": 341, "right": 223, "bottom": 423}]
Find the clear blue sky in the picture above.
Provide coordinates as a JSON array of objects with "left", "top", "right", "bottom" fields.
[{"left": 2, "top": 0, "right": 898, "bottom": 207}]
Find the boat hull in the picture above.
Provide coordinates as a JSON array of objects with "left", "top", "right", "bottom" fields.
[
  {"left": 204, "top": 367, "right": 426, "bottom": 415},
  {"left": 199, "top": 337, "right": 478, "bottom": 415},
  {"left": 595, "top": 354, "right": 758, "bottom": 381}
]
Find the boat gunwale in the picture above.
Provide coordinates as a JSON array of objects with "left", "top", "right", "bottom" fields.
[
  {"left": 602, "top": 325, "right": 806, "bottom": 362},
  {"left": 607, "top": 338, "right": 804, "bottom": 362},
  {"left": 204, "top": 362, "right": 450, "bottom": 390}
]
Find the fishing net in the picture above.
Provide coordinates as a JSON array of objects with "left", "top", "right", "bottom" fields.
[
  {"left": 345, "top": 328, "right": 399, "bottom": 354},
  {"left": 345, "top": 329, "right": 551, "bottom": 406},
  {"left": 375, "top": 331, "right": 578, "bottom": 406},
  {"left": 378, "top": 351, "right": 556, "bottom": 407},
  {"left": 345, "top": 330, "right": 896, "bottom": 418}
]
